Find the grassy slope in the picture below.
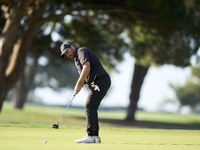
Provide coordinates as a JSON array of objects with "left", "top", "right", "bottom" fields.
[{"left": 1, "top": 101, "right": 200, "bottom": 128}]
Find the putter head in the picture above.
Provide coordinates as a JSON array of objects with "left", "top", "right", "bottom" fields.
[{"left": 52, "top": 124, "right": 59, "bottom": 129}]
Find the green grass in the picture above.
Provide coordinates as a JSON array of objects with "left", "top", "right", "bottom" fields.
[
  {"left": 0, "top": 102, "right": 200, "bottom": 150},
  {"left": 1, "top": 126, "right": 200, "bottom": 150},
  {"left": 2, "top": 101, "right": 200, "bottom": 125}
]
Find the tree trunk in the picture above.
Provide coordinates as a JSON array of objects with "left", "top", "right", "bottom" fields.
[
  {"left": 126, "top": 63, "right": 149, "bottom": 122},
  {"left": 13, "top": 55, "right": 39, "bottom": 108},
  {"left": 13, "top": 72, "right": 26, "bottom": 109},
  {"left": 0, "top": 85, "right": 9, "bottom": 112},
  {"left": 0, "top": 5, "right": 25, "bottom": 112},
  {"left": 0, "top": 2, "right": 47, "bottom": 112},
  {"left": 0, "top": 28, "right": 40, "bottom": 112}
]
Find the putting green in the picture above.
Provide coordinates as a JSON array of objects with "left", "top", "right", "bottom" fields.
[
  {"left": 1, "top": 102, "right": 200, "bottom": 150},
  {"left": 0, "top": 125, "right": 200, "bottom": 150}
]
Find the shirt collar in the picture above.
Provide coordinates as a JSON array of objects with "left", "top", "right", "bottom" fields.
[{"left": 74, "top": 48, "right": 78, "bottom": 61}]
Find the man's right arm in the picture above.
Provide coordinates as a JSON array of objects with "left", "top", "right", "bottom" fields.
[{"left": 74, "top": 61, "right": 90, "bottom": 94}]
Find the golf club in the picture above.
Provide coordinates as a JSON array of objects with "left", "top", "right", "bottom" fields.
[{"left": 52, "top": 93, "right": 76, "bottom": 129}]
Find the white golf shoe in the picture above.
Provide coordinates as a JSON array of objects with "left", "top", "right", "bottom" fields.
[
  {"left": 93, "top": 136, "right": 101, "bottom": 143},
  {"left": 75, "top": 136, "right": 95, "bottom": 143}
]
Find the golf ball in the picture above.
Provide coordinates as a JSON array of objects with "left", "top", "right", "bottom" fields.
[{"left": 44, "top": 140, "right": 47, "bottom": 143}]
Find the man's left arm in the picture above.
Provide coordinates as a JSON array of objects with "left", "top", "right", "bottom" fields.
[{"left": 74, "top": 61, "right": 90, "bottom": 94}]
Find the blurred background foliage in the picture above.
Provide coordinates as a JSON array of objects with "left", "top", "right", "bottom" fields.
[{"left": 0, "top": 0, "right": 200, "bottom": 121}]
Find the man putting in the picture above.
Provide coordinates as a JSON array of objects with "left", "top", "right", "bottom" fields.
[{"left": 60, "top": 42, "right": 111, "bottom": 143}]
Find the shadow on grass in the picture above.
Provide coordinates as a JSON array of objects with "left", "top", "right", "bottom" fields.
[
  {"left": 73, "top": 116, "right": 200, "bottom": 130},
  {"left": 99, "top": 118, "right": 200, "bottom": 130}
]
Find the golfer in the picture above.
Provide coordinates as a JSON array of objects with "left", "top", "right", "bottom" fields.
[{"left": 60, "top": 42, "right": 111, "bottom": 143}]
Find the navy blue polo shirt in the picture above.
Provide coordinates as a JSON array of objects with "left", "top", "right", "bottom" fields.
[{"left": 74, "top": 47, "right": 108, "bottom": 84}]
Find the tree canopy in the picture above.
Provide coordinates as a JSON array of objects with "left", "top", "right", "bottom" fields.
[
  {"left": 170, "top": 63, "right": 200, "bottom": 111},
  {"left": 1, "top": 0, "right": 200, "bottom": 118}
]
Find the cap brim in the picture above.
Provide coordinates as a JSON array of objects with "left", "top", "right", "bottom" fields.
[
  {"left": 60, "top": 49, "right": 67, "bottom": 58},
  {"left": 60, "top": 54, "right": 65, "bottom": 58}
]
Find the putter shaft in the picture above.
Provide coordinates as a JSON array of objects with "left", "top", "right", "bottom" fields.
[{"left": 57, "top": 93, "right": 76, "bottom": 125}]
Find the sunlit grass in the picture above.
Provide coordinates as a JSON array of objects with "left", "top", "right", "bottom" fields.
[
  {"left": 1, "top": 101, "right": 200, "bottom": 150},
  {"left": 0, "top": 125, "right": 200, "bottom": 150}
]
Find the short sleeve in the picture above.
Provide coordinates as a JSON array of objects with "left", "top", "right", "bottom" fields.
[{"left": 78, "top": 48, "right": 90, "bottom": 65}]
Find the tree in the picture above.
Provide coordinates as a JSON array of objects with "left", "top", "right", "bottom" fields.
[
  {"left": 170, "top": 63, "right": 200, "bottom": 112},
  {"left": 124, "top": 0, "right": 200, "bottom": 121},
  {"left": 12, "top": 27, "right": 59, "bottom": 108},
  {"left": 12, "top": 12, "right": 127, "bottom": 108},
  {"left": 1, "top": 0, "right": 139, "bottom": 112},
  {"left": 1, "top": 0, "right": 200, "bottom": 117},
  {"left": 0, "top": 0, "right": 58, "bottom": 111}
]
